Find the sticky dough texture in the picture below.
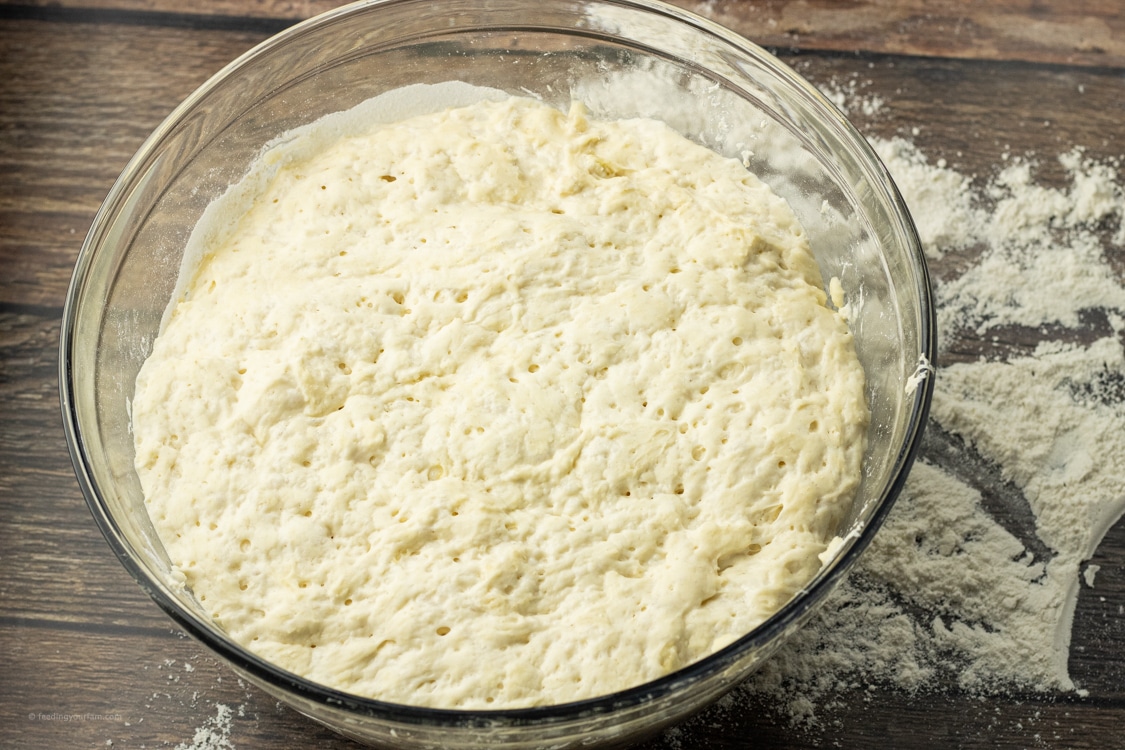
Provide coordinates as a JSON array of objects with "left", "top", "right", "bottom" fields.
[{"left": 133, "top": 97, "right": 869, "bottom": 708}]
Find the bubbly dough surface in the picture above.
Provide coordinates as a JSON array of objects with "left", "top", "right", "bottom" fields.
[{"left": 133, "top": 97, "right": 869, "bottom": 708}]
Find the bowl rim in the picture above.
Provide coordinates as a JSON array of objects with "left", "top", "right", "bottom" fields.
[{"left": 59, "top": 0, "right": 936, "bottom": 730}]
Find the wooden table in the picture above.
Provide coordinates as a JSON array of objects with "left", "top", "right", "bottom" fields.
[{"left": 2, "top": 1, "right": 1123, "bottom": 747}]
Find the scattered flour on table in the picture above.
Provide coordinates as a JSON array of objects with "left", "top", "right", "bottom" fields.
[
  {"left": 727, "top": 80, "right": 1125, "bottom": 727},
  {"left": 175, "top": 704, "right": 234, "bottom": 750},
  {"left": 820, "top": 74, "right": 887, "bottom": 120},
  {"left": 879, "top": 139, "right": 1125, "bottom": 334},
  {"left": 116, "top": 652, "right": 254, "bottom": 750}
]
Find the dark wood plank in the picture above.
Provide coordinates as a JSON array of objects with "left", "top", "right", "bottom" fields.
[
  {"left": 0, "top": 17, "right": 272, "bottom": 309},
  {"left": 2, "top": 622, "right": 368, "bottom": 749},
  {"left": 0, "top": 308, "right": 179, "bottom": 629},
  {"left": 3, "top": 0, "right": 1125, "bottom": 67},
  {"left": 683, "top": 0, "right": 1125, "bottom": 68}
]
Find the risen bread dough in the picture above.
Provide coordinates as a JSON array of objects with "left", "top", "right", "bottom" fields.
[{"left": 133, "top": 96, "right": 869, "bottom": 709}]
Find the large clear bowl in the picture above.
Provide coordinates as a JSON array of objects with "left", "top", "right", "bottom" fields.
[{"left": 60, "top": 0, "right": 935, "bottom": 747}]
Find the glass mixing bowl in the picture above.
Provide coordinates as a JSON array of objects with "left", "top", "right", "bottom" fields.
[{"left": 60, "top": 0, "right": 935, "bottom": 747}]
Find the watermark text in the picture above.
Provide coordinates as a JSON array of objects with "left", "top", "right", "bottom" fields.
[{"left": 27, "top": 712, "right": 122, "bottom": 722}]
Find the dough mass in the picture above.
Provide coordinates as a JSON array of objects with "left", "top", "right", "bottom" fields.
[{"left": 133, "top": 96, "right": 869, "bottom": 708}]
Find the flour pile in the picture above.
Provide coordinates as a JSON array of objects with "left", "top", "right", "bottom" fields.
[
  {"left": 174, "top": 703, "right": 234, "bottom": 750},
  {"left": 730, "top": 95, "right": 1125, "bottom": 725}
]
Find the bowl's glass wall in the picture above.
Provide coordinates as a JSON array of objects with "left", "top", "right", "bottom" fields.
[{"left": 62, "top": 0, "right": 933, "bottom": 747}]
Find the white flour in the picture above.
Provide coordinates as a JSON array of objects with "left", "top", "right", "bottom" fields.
[
  {"left": 175, "top": 703, "right": 234, "bottom": 750},
  {"left": 904, "top": 143, "right": 1125, "bottom": 336},
  {"left": 727, "top": 80, "right": 1125, "bottom": 727}
]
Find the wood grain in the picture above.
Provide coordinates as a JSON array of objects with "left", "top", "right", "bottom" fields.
[
  {"left": 3, "top": 0, "right": 1125, "bottom": 67},
  {"left": 679, "top": 0, "right": 1125, "bottom": 68},
  {"left": 0, "top": 18, "right": 270, "bottom": 309},
  {"left": 1, "top": 2, "right": 1124, "bottom": 749}
]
